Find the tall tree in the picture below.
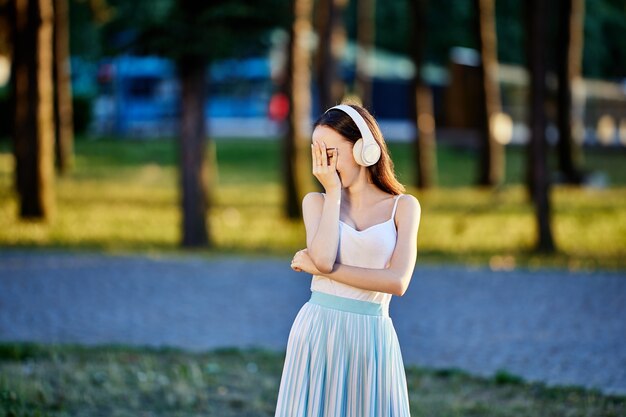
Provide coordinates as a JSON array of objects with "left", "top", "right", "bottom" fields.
[
  {"left": 355, "top": 0, "right": 375, "bottom": 108},
  {"left": 315, "top": 0, "right": 346, "bottom": 111},
  {"left": 283, "top": 0, "right": 314, "bottom": 219},
  {"left": 555, "top": 0, "right": 585, "bottom": 184},
  {"left": 171, "top": 1, "right": 211, "bottom": 247},
  {"left": 178, "top": 53, "right": 210, "bottom": 247},
  {"left": 409, "top": 0, "right": 437, "bottom": 189},
  {"left": 525, "top": 0, "right": 555, "bottom": 253},
  {"left": 11, "top": 0, "right": 56, "bottom": 220},
  {"left": 53, "top": 0, "right": 74, "bottom": 175},
  {"left": 474, "top": 0, "right": 504, "bottom": 186},
  {"left": 136, "top": 0, "right": 283, "bottom": 247},
  {"left": 0, "top": 0, "right": 10, "bottom": 55}
]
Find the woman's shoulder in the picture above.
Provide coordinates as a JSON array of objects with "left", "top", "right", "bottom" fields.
[
  {"left": 397, "top": 192, "right": 419, "bottom": 203},
  {"left": 301, "top": 192, "right": 326, "bottom": 221},
  {"left": 303, "top": 192, "right": 326, "bottom": 203},
  {"left": 302, "top": 192, "right": 325, "bottom": 210},
  {"left": 395, "top": 193, "right": 421, "bottom": 220}
]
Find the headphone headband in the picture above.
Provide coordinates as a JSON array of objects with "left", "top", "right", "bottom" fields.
[{"left": 325, "top": 104, "right": 376, "bottom": 148}]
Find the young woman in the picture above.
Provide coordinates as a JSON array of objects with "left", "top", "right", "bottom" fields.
[{"left": 275, "top": 104, "right": 421, "bottom": 417}]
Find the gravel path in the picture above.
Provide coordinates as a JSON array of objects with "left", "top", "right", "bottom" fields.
[{"left": 0, "top": 250, "right": 624, "bottom": 395}]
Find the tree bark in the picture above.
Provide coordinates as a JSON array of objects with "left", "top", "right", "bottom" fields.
[
  {"left": 355, "top": 0, "right": 374, "bottom": 109},
  {"left": 474, "top": 0, "right": 504, "bottom": 186},
  {"left": 409, "top": 0, "right": 437, "bottom": 188},
  {"left": 283, "top": 0, "right": 314, "bottom": 219},
  {"left": 555, "top": 0, "right": 585, "bottom": 184},
  {"left": 11, "top": 0, "right": 56, "bottom": 220},
  {"left": 526, "top": 0, "right": 555, "bottom": 253},
  {"left": 178, "top": 56, "right": 210, "bottom": 247},
  {"left": 53, "top": 0, "right": 74, "bottom": 175},
  {"left": 315, "top": 0, "right": 346, "bottom": 111}
]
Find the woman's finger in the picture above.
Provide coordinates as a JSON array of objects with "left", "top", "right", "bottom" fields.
[
  {"left": 329, "top": 148, "right": 338, "bottom": 169},
  {"left": 311, "top": 142, "right": 317, "bottom": 166},
  {"left": 290, "top": 254, "right": 302, "bottom": 271},
  {"left": 316, "top": 142, "right": 324, "bottom": 166},
  {"left": 320, "top": 142, "right": 328, "bottom": 167},
  {"left": 311, "top": 144, "right": 317, "bottom": 169}
]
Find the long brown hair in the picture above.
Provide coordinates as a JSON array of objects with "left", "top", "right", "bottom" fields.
[{"left": 313, "top": 104, "right": 405, "bottom": 195}]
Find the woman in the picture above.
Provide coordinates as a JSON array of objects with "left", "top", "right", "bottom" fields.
[{"left": 275, "top": 103, "right": 421, "bottom": 417}]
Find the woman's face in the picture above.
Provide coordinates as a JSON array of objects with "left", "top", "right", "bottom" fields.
[{"left": 311, "top": 125, "right": 360, "bottom": 188}]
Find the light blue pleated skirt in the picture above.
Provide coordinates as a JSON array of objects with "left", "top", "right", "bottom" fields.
[{"left": 275, "top": 291, "right": 411, "bottom": 417}]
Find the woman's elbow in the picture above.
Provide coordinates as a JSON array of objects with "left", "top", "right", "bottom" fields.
[
  {"left": 390, "top": 277, "right": 410, "bottom": 297},
  {"left": 309, "top": 252, "right": 334, "bottom": 274},
  {"left": 392, "top": 286, "right": 408, "bottom": 297},
  {"left": 317, "top": 263, "right": 334, "bottom": 274}
]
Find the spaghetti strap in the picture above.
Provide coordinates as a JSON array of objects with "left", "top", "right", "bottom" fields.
[
  {"left": 390, "top": 194, "right": 404, "bottom": 220},
  {"left": 323, "top": 192, "right": 403, "bottom": 221}
]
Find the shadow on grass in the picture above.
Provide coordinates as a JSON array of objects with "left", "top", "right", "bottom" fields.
[{"left": 0, "top": 342, "right": 624, "bottom": 417}]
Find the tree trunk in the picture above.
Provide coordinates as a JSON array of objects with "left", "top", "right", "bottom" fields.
[
  {"left": 526, "top": 0, "right": 555, "bottom": 253},
  {"left": 283, "top": 0, "right": 314, "bottom": 219},
  {"left": 178, "top": 56, "right": 210, "bottom": 247},
  {"left": 414, "top": 84, "right": 438, "bottom": 188},
  {"left": 555, "top": 0, "right": 585, "bottom": 184},
  {"left": 53, "top": 0, "right": 74, "bottom": 175},
  {"left": 409, "top": 0, "right": 437, "bottom": 189},
  {"left": 474, "top": 0, "right": 504, "bottom": 186},
  {"left": 315, "top": 0, "right": 346, "bottom": 111},
  {"left": 355, "top": 0, "right": 374, "bottom": 108},
  {"left": 11, "top": 0, "right": 56, "bottom": 220}
]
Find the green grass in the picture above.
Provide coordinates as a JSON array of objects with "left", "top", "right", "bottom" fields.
[
  {"left": 0, "top": 342, "right": 623, "bottom": 417},
  {"left": 0, "top": 137, "right": 625, "bottom": 269}
]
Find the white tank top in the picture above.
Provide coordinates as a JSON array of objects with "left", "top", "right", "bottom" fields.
[{"left": 310, "top": 194, "right": 404, "bottom": 307}]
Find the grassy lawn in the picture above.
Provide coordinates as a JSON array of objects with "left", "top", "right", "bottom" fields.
[
  {"left": 0, "top": 342, "right": 624, "bottom": 417},
  {"left": 0, "top": 137, "right": 624, "bottom": 269}
]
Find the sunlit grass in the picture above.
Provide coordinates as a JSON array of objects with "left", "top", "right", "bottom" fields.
[
  {"left": 0, "top": 137, "right": 624, "bottom": 269},
  {"left": 0, "top": 343, "right": 623, "bottom": 417},
  {"left": 414, "top": 186, "right": 626, "bottom": 269}
]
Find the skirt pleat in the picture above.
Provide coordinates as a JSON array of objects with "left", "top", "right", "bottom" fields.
[{"left": 275, "top": 296, "right": 411, "bottom": 417}]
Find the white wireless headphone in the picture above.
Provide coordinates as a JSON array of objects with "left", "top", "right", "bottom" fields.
[{"left": 325, "top": 104, "right": 381, "bottom": 167}]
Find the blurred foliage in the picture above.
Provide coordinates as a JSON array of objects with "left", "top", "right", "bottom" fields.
[
  {"left": 583, "top": 0, "right": 626, "bottom": 78},
  {"left": 0, "top": 138, "right": 624, "bottom": 269},
  {"left": 0, "top": 0, "right": 620, "bottom": 79},
  {"left": 341, "top": 0, "right": 625, "bottom": 78},
  {"left": 93, "top": 0, "right": 290, "bottom": 61},
  {"left": 0, "top": 342, "right": 624, "bottom": 416},
  {"left": 68, "top": 0, "right": 105, "bottom": 60}
]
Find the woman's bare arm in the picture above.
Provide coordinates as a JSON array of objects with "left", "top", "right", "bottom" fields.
[
  {"left": 296, "top": 194, "right": 421, "bottom": 295},
  {"left": 302, "top": 190, "right": 341, "bottom": 273},
  {"left": 302, "top": 140, "right": 342, "bottom": 273}
]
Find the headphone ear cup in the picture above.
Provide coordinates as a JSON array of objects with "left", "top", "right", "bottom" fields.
[
  {"left": 362, "top": 142, "right": 381, "bottom": 166},
  {"left": 352, "top": 139, "right": 365, "bottom": 166},
  {"left": 352, "top": 138, "right": 381, "bottom": 166}
]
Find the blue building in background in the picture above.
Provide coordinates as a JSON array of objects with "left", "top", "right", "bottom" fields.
[
  {"left": 87, "top": 49, "right": 423, "bottom": 140},
  {"left": 91, "top": 55, "right": 276, "bottom": 137},
  {"left": 85, "top": 49, "right": 626, "bottom": 145}
]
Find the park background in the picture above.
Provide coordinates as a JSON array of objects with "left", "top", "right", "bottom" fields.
[{"left": 0, "top": 0, "right": 625, "bottom": 416}]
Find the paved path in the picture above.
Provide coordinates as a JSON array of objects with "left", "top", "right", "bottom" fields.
[{"left": 0, "top": 250, "right": 625, "bottom": 395}]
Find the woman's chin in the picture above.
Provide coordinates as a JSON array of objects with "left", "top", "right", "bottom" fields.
[{"left": 339, "top": 175, "right": 354, "bottom": 188}]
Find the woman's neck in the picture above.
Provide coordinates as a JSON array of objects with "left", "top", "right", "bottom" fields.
[{"left": 342, "top": 179, "right": 383, "bottom": 210}]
